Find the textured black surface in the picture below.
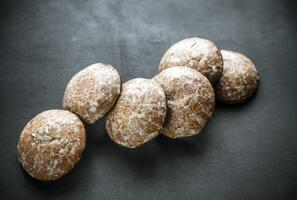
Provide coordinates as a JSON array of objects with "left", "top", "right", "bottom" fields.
[{"left": 0, "top": 0, "right": 297, "bottom": 199}]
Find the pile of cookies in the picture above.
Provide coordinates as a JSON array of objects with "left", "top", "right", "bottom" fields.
[{"left": 17, "top": 37, "right": 259, "bottom": 181}]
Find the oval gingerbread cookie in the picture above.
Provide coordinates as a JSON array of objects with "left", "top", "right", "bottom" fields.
[
  {"left": 159, "top": 37, "right": 223, "bottom": 83},
  {"left": 153, "top": 66, "right": 215, "bottom": 138},
  {"left": 215, "top": 50, "right": 260, "bottom": 104},
  {"left": 17, "top": 110, "right": 86, "bottom": 181},
  {"left": 63, "top": 63, "right": 121, "bottom": 124},
  {"left": 106, "top": 78, "right": 166, "bottom": 148}
]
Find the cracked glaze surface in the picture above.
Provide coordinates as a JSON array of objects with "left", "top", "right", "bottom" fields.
[
  {"left": 63, "top": 63, "right": 121, "bottom": 124},
  {"left": 106, "top": 78, "right": 166, "bottom": 148},
  {"left": 17, "top": 110, "right": 86, "bottom": 181},
  {"left": 153, "top": 66, "right": 215, "bottom": 138},
  {"left": 159, "top": 37, "right": 223, "bottom": 83},
  {"left": 215, "top": 50, "right": 260, "bottom": 104}
]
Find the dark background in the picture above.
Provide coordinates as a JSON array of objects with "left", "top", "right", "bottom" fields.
[{"left": 0, "top": 0, "right": 296, "bottom": 199}]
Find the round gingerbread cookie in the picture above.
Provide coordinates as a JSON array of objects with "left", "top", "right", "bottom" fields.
[
  {"left": 159, "top": 37, "right": 223, "bottom": 83},
  {"left": 153, "top": 66, "right": 215, "bottom": 138},
  {"left": 106, "top": 78, "right": 167, "bottom": 148},
  {"left": 63, "top": 63, "right": 121, "bottom": 124},
  {"left": 215, "top": 50, "right": 260, "bottom": 104},
  {"left": 17, "top": 110, "right": 86, "bottom": 181}
]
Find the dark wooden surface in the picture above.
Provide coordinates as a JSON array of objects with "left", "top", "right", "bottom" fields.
[{"left": 0, "top": 0, "right": 296, "bottom": 199}]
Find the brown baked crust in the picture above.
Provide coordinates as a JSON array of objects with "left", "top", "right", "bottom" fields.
[
  {"left": 153, "top": 66, "right": 215, "bottom": 138},
  {"left": 17, "top": 110, "right": 86, "bottom": 181},
  {"left": 159, "top": 37, "right": 223, "bottom": 83},
  {"left": 106, "top": 78, "right": 167, "bottom": 148},
  {"left": 63, "top": 63, "right": 121, "bottom": 124},
  {"left": 215, "top": 50, "right": 260, "bottom": 104}
]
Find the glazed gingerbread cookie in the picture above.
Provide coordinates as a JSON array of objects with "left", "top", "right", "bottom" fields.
[
  {"left": 215, "top": 50, "right": 260, "bottom": 103},
  {"left": 106, "top": 78, "right": 167, "bottom": 148},
  {"left": 17, "top": 110, "right": 86, "bottom": 181},
  {"left": 153, "top": 66, "right": 215, "bottom": 138},
  {"left": 63, "top": 63, "right": 121, "bottom": 124},
  {"left": 159, "top": 37, "right": 223, "bottom": 83}
]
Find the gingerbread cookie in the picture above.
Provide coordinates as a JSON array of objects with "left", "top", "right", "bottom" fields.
[
  {"left": 17, "top": 110, "right": 86, "bottom": 181},
  {"left": 215, "top": 50, "right": 259, "bottom": 103},
  {"left": 63, "top": 63, "right": 121, "bottom": 124},
  {"left": 159, "top": 37, "right": 223, "bottom": 83},
  {"left": 153, "top": 66, "right": 215, "bottom": 138},
  {"left": 106, "top": 78, "right": 166, "bottom": 148}
]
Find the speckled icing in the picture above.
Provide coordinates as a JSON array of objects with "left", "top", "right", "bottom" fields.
[
  {"left": 153, "top": 66, "right": 215, "bottom": 138},
  {"left": 106, "top": 78, "right": 167, "bottom": 148},
  {"left": 63, "top": 63, "right": 121, "bottom": 124},
  {"left": 215, "top": 50, "right": 260, "bottom": 103},
  {"left": 17, "top": 110, "right": 86, "bottom": 181},
  {"left": 159, "top": 37, "right": 223, "bottom": 83}
]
